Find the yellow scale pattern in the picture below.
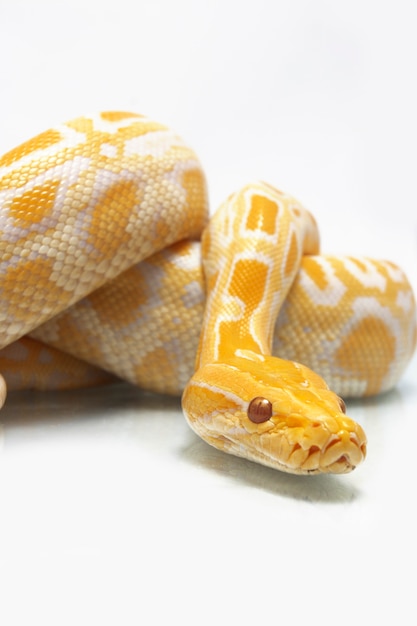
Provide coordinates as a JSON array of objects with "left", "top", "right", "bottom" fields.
[{"left": 0, "top": 112, "right": 416, "bottom": 474}]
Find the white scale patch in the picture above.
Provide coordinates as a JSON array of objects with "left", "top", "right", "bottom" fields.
[
  {"left": 0, "top": 126, "right": 87, "bottom": 178},
  {"left": 396, "top": 290, "right": 415, "bottom": 313},
  {"left": 299, "top": 257, "right": 347, "bottom": 307},
  {"left": 379, "top": 260, "right": 407, "bottom": 283},
  {"left": 351, "top": 296, "right": 398, "bottom": 335},
  {"left": 344, "top": 258, "right": 386, "bottom": 290},
  {"left": 182, "top": 280, "right": 205, "bottom": 309},
  {"left": 89, "top": 114, "right": 142, "bottom": 134},
  {"left": 0, "top": 155, "right": 92, "bottom": 250},
  {"left": 123, "top": 130, "right": 185, "bottom": 159},
  {"left": 99, "top": 143, "right": 118, "bottom": 158},
  {"left": 169, "top": 242, "right": 201, "bottom": 271}
]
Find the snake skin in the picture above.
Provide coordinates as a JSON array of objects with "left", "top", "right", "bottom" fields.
[{"left": 0, "top": 112, "right": 415, "bottom": 473}]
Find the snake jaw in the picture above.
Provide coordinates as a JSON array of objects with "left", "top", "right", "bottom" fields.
[
  {"left": 187, "top": 404, "right": 366, "bottom": 475},
  {"left": 199, "top": 411, "right": 365, "bottom": 475},
  {"left": 272, "top": 424, "right": 367, "bottom": 475}
]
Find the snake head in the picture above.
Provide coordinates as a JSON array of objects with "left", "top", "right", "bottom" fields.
[{"left": 182, "top": 352, "right": 367, "bottom": 475}]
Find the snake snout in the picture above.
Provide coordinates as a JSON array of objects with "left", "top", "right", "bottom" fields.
[
  {"left": 317, "top": 430, "right": 367, "bottom": 474},
  {"left": 280, "top": 416, "right": 367, "bottom": 474}
]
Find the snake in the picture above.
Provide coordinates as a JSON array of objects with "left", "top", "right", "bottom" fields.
[{"left": 0, "top": 112, "right": 416, "bottom": 474}]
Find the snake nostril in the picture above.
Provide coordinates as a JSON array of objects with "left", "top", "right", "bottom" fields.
[{"left": 247, "top": 397, "right": 273, "bottom": 423}]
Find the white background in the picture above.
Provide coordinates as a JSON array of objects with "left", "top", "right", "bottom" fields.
[{"left": 0, "top": 1, "right": 416, "bottom": 624}]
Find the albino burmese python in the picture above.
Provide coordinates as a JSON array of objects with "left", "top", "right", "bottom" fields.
[{"left": 0, "top": 112, "right": 416, "bottom": 474}]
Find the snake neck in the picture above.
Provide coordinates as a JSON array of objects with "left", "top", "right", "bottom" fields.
[{"left": 195, "top": 182, "right": 319, "bottom": 369}]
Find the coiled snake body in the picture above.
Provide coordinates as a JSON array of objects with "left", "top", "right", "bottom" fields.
[{"left": 0, "top": 112, "right": 416, "bottom": 474}]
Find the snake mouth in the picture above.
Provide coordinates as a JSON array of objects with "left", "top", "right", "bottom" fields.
[
  {"left": 261, "top": 428, "right": 367, "bottom": 475},
  {"left": 200, "top": 423, "right": 367, "bottom": 476},
  {"left": 315, "top": 433, "right": 367, "bottom": 474}
]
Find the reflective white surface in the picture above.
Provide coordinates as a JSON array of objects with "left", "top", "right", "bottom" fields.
[
  {"left": 1, "top": 1, "right": 416, "bottom": 624},
  {"left": 1, "top": 359, "right": 416, "bottom": 624}
]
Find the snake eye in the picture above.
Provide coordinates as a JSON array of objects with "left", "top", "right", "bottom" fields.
[
  {"left": 247, "top": 397, "right": 273, "bottom": 423},
  {"left": 338, "top": 397, "right": 347, "bottom": 414}
]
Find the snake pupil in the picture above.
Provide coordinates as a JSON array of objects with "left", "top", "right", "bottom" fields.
[{"left": 247, "top": 397, "right": 273, "bottom": 423}]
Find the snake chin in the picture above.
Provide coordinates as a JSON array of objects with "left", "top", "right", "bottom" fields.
[{"left": 182, "top": 358, "right": 367, "bottom": 475}]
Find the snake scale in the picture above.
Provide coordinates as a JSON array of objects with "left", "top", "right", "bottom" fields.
[{"left": 0, "top": 112, "right": 415, "bottom": 474}]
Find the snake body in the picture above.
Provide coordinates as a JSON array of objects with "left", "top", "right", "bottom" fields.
[{"left": 0, "top": 112, "right": 416, "bottom": 474}]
